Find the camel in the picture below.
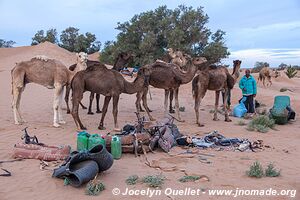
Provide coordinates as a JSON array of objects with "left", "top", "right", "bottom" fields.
[
  {"left": 66, "top": 59, "right": 105, "bottom": 115},
  {"left": 11, "top": 52, "right": 88, "bottom": 127},
  {"left": 192, "top": 60, "right": 242, "bottom": 127},
  {"left": 112, "top": 52, "right": 133, "bottom": 71},
  {"left": 136, "top": 56, "right": 207, "bottom": 122},
  {"left": 258, "top": 67, "right": 279, "bottom": 87},
  {"left": 71, "top": 63, "right": 151, "bottom": 131}
]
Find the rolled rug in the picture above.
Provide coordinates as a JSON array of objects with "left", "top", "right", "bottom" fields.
[{"left": 13, "top": 144, "right": 70, "bottom": 161}]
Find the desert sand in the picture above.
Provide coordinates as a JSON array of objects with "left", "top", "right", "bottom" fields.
[{"left": 0, "top": 42, "right": 299, "bottom": 200}]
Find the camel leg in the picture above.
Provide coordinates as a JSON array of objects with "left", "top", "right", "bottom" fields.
[
  {"left": 213, "top": 91, "right": 220, "bottom": 121},
  {"left": 174, "top": 88, "right": 184, "bottom": 122},
  {"left": 53, "top": 84, "right": 64, "bottom": 127},
  {"left": 88, "top": 92, "right": 95, "bottom": 115},
  {"left": 112, "top": 95, "right": 121, "bottom": 132},
  {"left": 71, "top": 88, "right": 86, "bottom": 130},
  {"left": 16, "top": 87, "right": 26, "bottom": 123},
  {"left": 98, "top": 96, "right": 111, "bottom": 130},
  {"left": 65, "top": 85, "right": 71, "bottom": 114},
  {"left": 224, "top": 89, "right": 232, "bottom": 122},
  {"left": 142, "top": 88, "right": 155, "bottom": 121},
  {"left": 136, "top": 92, "right": 145, "bottom": 112},
  {"left": 195, "top": 91, "right": 205, "bottom": 127},
  {"left": 96, "top": 94, "right": 101, "bottom": 113},
  {"left": 58, "top": 86, "right": 66, "bottom": 124},
  {"left": 12, "top": 86, "right": 23, "bottom": 124},
  {"left": 169, "top": 90, "right": 175, "bottom": 113},
  {"left": 164, "top": 90, "right": 170, "bottom": 116}
]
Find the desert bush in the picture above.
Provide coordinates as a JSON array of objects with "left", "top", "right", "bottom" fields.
[
  {"left": 126, "top": 175, "right": 139, "bottom": 185},
  {"left": 265, "top": 163, "right": 281, "bottom": 177},
  {"left": 142, "top": 175, "right": 165, "bottom": 188},
  {"left": 247, "top": 115, "right": 275, "bottom": 133},
  {"left": 246, "top": 161, "right": 264, "bottom": 178},
  {"left": 285, "top": 65, "right": 298, "bottom": 79},
  {"left": 178, "top": 175, "right": 200, "bottom": 182}
]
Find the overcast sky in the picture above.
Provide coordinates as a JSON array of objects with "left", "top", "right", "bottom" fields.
[{"left": 0, "top": 0, "right": 299, "bottom": 67}]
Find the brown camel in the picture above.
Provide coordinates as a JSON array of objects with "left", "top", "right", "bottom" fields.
[
  {"left": 192, "top": 60, "right": 242, "bottom": 126},
  {"left": 141, "top": 48, "right": 187, "bottom": 114},
  {"left": 71, "top": 63, "right": 151, "bottom": 131},
  {"left": 66, "top": 59, "right": 105, "bottom": 114},
  {"left": 11, "top": 52, "right": 88, "bottom": 127},
  {"left": 112, "top": 52, "right": 133, "bottom": 71},
  {"left": 136, "top": 56, "right": 207, "bottom": 122},
  {"left": 258, "top": 67, "right": 279, "bottom": 87}
]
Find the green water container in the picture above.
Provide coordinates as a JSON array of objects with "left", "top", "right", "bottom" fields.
[
  {"left": 111, "top": 136, "right": 122, "bottom": 160},
  {"left": 77, "top": 131, "right": 90, "bottom": 151},
  {"left": 88, "top": 134, "right": 106, "bottom": 150}
]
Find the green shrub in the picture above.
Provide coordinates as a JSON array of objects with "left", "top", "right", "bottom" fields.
[
  {"left": 280, "top": 87, "right": 288, "bottom": 92},
  {"left": 126, "top": 175, "right": 139, "bottom": 185},
  {"left": 85, "top": 180, "right": 105, "bottom": 196},
  {"left": 265, "top": 163, "right": 281, "bottom": 177},
  {"left": 247, "top": 161, "right": 264, "bottom": 178},
  {"left": 142, "top": 175, "right": 165, "bottom": 188},
  {"left": 285, "top": 66, "right": 298, "bottom": 79},
  {"left": 178, "top": 175, "right": 200, "bottom": 182},
  {"left": 247, "top": 115, "right": 275, "bottom": 133}
]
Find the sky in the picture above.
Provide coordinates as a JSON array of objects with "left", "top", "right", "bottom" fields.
[{"left": 0, "top": 0, "right": 300, "bottom": 67}]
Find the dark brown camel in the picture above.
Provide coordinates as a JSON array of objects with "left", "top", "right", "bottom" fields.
[
  {"left": 65, "top": 60, "right": 105, "bottom": 114},
  {"left": 71, "top": 63, "right": 151, "bottom": 131},
  {"left": 136, "top": 56, "right": 207, "bottom": 122},
  {"left": 192, "top": 60, "right": 241, "bottom": 126},
  {"left": 112, "top": 52, "right": 133, "bottom": 71}
]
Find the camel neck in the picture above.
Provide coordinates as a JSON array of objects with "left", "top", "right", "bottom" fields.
[{"left": 123, "top": 74, "right": 145, "bottom": 94}]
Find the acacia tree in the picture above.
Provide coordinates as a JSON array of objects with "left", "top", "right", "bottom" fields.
[
  {"left": 31, "top": 28, "right": 58, "bottom": 45},
  {"left": 0, "top": 39, "right": 15, "bottom": 48},
  {"left": 101, "top": 5, "right": 230, "bottom": 65},
  {"left": 59, "top": 27, "right": 101, "bottom": 53},
  {"left": 251, "top": 61, "right": 270, "bottom": 73}
]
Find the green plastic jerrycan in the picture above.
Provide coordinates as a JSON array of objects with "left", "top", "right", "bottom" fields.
[
  {"left": 88, "top": 134, "right": 106, "bottom": 150},
  {"left": 77, "top": 131, "right": 90, "bottom": 151},
  {"left": 111, "top": 136, "right": 122, "bottom": 159}
]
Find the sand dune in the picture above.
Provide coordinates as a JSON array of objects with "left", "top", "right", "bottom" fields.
[{"left": 0, "top": 44, "right": 299, "bottom": 200}]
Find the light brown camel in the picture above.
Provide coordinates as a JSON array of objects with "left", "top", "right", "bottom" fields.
[
  {"left": 192, "top": 60, "right": 242, "bottom": 126},
  {"left": 136, "top": 56, "right": 207, "bottom": 122},
  {"left": 258, "top": 67, "right": 279, "bottom": 87},
  {"left": 11, "top": 52, "right": 88, "bottom": 127},
  {"left": 71, "top": 63, "right": 151, "bottom": 131},
  {"left": 112, "top": 52, "right": 133, "bottom": 71}
]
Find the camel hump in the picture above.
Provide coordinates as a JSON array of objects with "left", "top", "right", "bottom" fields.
[{"left": 32, "top": 55, "right": 49, "bottom": 62}]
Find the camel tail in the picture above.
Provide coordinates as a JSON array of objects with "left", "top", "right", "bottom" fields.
[
  {"left": 226, "top": 72, "right": 235, "bottom": 89},
  {"left": 192, "top": 75, "right": 199, "bottom": 99}
]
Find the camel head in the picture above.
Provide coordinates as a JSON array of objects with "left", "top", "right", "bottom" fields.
[
  {"left": 192, "top": 57, "right": 207, "bottom": 68},
  {"left": 75, "top": 52, "right": 88, "bottom": 71},
  {"left": 76, "top": 52, "right": 88, "bottom": 64},
  {"left": 232, "top": 60, "right": 242, "bottom": 81}
]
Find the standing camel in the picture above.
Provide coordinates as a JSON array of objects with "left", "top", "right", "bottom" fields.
[
  {"left": 11, "top": 52, "right": 88, "bottom": 127},
  {"left": 192, "top": 60, "right": 241, "bottom": 126},
  {"left": 66, "top": 59, "right": 105, "bottom": 114},
  {"left": 136, "top": 56, "right": 207, "bottom": 122},
  {"left": 71, "top": 63, "right": 151, "bottom": 131},
  {"left": 258, "top": 67, "right": 279, "bottom": 87}
]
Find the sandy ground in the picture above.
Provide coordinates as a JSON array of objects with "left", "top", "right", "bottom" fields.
[{"left": 0, "top": 43, "right": 299, "bottom": 200}]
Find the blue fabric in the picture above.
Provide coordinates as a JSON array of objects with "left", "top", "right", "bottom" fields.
[
  {"left": 239, "top": 75, "right": 257, "bottom": 95},
  {"left": 233, "top": 97, "right": 247, "bottom": 117}
]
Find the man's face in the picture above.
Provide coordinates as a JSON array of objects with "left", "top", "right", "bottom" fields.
[{"left": 245, "top": 69, "right": 250, "bottom": 78}]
